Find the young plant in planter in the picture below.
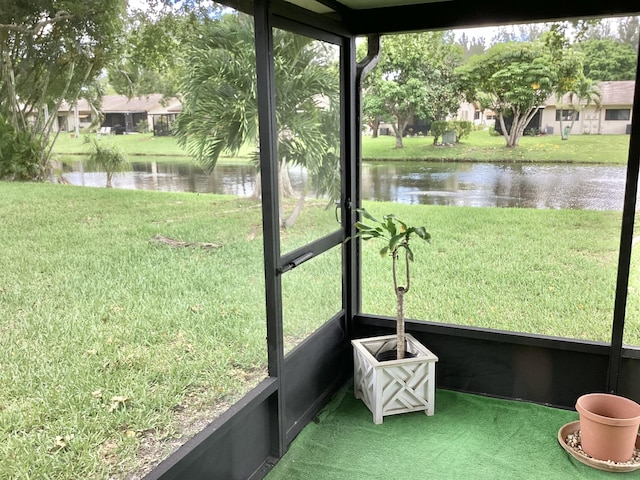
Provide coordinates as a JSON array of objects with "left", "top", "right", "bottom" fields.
[
  {"left": 353, "top": 208, "right": 430, "bottom": 360},
  {"left": 349, "top": 208, "right": 438, "bottom": 424}
]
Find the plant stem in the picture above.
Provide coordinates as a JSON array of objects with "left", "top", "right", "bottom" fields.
[{"left": 396, "top": 286, "right": 405, "bottom": 359}]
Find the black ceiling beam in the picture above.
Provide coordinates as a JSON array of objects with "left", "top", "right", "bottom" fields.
[
  {"left": 343, "top": 0, "right": 640, "bottom": 35},
  {"left": 313, "top": 0, "right": 353, "bottom": 17}
]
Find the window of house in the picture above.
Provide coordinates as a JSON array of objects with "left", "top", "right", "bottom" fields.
[
  {"left": 605, "top": 109, "right": 631, "bottom": 121},
  {"left": 555, "top": 109, "right": 579, "bottom": 121}
]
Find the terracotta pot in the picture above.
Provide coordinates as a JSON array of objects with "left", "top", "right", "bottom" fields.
[{"left": 576, "top": 393, "right": 640, "bottom": 462}]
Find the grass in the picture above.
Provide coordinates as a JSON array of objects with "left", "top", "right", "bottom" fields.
[
  {"left": 362, "top": 130, "right": 632, "bottom": 164},
  {"left": 1, "top": 182, "right": 639, "bottom": 478},
  {"left": 51, "top": 130, "right": 633, "bottom": 165},
  {"left": 51, "top": 132, "right": 256, "bottom": 163},
  {"left": 360, "top": 204, "right": 640, "bottom": 342}
]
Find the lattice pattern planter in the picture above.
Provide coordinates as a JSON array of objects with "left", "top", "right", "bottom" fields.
[{"left": 352, "top": 334, "right": 438, "bottom": 424}]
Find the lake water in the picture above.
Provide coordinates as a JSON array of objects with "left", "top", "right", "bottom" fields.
[{"left": 59, "top": 159, "right": 632, "bottom": 211}]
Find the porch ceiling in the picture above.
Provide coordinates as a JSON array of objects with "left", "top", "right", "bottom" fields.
[{"left": 225, "top": 0, "right": 640, "bottom": 35}]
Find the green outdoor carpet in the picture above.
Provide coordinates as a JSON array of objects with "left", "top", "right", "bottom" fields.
[{"left": 267, "top": 388, "right": 634, "bottom": 480}]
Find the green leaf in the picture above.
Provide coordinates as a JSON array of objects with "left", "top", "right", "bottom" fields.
[
  {"left": 414, "top": 226, "right": 430, "bottom": 241},
  {"left": 389, "top": 233, "right": 406, "bottom": 253},
  {"left": 384, "top": 216, "right": 397, "bottom": 236},
  {"left": 406, "top": 246, "right": 415, "bottom": 262},
  {"left": 358, "top": 208, "right": 379, "bottom": 223},
  {"left": 379, "top": 246, "right": 389, "bottom": 257}
]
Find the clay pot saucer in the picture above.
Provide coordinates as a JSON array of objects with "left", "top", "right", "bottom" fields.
[{"left": 558, "top": 421, "right": 640, "bottom": 472}]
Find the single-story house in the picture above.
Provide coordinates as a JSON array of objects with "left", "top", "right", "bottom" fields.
[
  {"left": 373, "top": 80, "right": 634, "bottom": 137},
  {"left": 56, "top": 94, "right": 182, "bottom": 135},
  {"left": 541, "top": 80, "right": 634, "bottom": 135},
  {"left": 55, "top": 98, "right": 94, "bottom": 133},
  {"left": 471, "top": 80, "right": 634, "bottom": 136},
  {"left": 147, "top": 98, "right": 183, "bottom": 136},
  {"left": 454, "top": 101, "right": 496, "bottom": 127}
]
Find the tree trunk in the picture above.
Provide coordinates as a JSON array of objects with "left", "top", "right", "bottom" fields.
[
  {"left": 559, "top": 114, "right": 567, "bottom": 140},
  {"left": 279, "top": 157, "right": 295, "bottom": 198},
  {"left": 371, "top": 118, "right": 380, "bottom": 138},
  {"left": 283, "top": 182, "right": 309, "bottom": 229},
  {"left": 393, "top": 116, "right": 408, "bottom": 149},
  {"left": 106, "top": 172, "right": 113, "bottom": 188},
  {"left": 252, "top": 171, "right": 261, "bottom": 199},
  {"left": 498, "top": 114, "right": 515, "bottom": 147}
]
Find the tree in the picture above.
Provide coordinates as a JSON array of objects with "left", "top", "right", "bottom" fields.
[
  {"left": 174, "top": 13, "right": 340, "bottom": 228},
  {"left": 106, "top": 6, "right": 220, "bottom": 99},
  {"left": 542, "top": 25, "right": 591, "bottom": 141},
  {"left": 86, "top": 140, "right": 129, "bottom": 188},
  {"left": 456, "top": 41, "right": 559, "bottom": 148},
  {"left": 555, "top": 77, "right": 601, "bottom": 140},
  {"left": 0, "top": 1, "right": 126, "bottom": 180},
  {"left": 574, "top": 15, "right": 640, "bottom": 49},
  {"left": 362, "top": 32, "right": 464, "bottom": 148},
  {"left": 457, "top": 33, "right": 486, "bottom": 61},
  {"left": 577, "top": 39, "right": 638, "bottom": 81}
]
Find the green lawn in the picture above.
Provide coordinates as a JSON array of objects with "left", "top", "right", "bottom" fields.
[
  {"left": 51, "top": 132, "right": 256, "bottom": 163},
  {"left": 1, "top": 182, "right": 638, "bottom": 478},
  {"left": 362, "top": 130, "right": 632, "bottom": 164},
  {"left": 51, "top": 130, "right": 633, "bottom": 165}
]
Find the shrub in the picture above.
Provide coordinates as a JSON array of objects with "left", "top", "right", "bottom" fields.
[
  {"left": 449, "top": 120, "right": 473, "bottom": 142},
  {"left": 430, "top": 121, "right": 448, "bottom": 144},
  {"left": 0, "top": 115, "right": 43, "bottom": 181},
  {"left": 136, "top": 119, "right": 149, "bottom": 133}
]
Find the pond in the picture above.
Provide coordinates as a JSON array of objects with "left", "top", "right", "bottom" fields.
[{"left": 59, "top": 159, "right": 631, "bottom": 211}]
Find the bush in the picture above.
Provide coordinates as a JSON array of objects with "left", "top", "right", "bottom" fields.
[
  {"left": 430, "top": 120, "right": 473, "bottom": 144},
  {"left": 488, "top": 125, "right": 500, "bottom": 136},
  {"left": 430, "top": 121, "right": 448, "bottom": 144},
  {"left": 449, "top": 120, "right": 473, "bottom": 142},
  {"left": 136, "top": 119, "right": 149, "bottom": 133},
  {"left": 0, "top": 116, "right": 43, "bottom": 181}
]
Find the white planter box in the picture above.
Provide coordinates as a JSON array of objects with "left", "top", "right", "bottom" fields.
[{"left": 352, "top": 333, "right": 438, "bottom": 424}]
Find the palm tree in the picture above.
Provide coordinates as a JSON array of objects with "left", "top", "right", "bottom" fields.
[
  {"left": 86, "top": 139, "right": 129, "bottom": 188},
  {"left": 174, "top": 13, "right": 340, "bottom": 228},
  {"left": 557, "top": 77, "right": 601, "bottom": 140}
]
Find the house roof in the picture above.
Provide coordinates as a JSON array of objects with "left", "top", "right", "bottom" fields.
[
  {"left": 547, "top": 81, "right": 635, "bottom": 107},
  {"left": 100, "top": 94, "right": 179, "bottom": 113},
  {"left": 59, "top": 94, "right": 181, "bottom": 114},
  {"left": 597, "top": 81, "right": 636, "bottom": 105}
]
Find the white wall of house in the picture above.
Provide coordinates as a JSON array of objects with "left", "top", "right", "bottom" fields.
[
  {"left": 54, "top": 111, "right": 93, "bottom": 133},
  {"left": 540, "top": 104, "right": 633, "bottom": 135},
  {"left": 451, "top": 102, "right": 495, "bottom": 127}
]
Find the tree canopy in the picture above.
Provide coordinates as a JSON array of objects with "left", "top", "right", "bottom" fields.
[
  {"left": 456, "top": 36, "right": 583, "bottom": 147},
  {"left": 362, "top": 32, "right": 464, "bottom": 148},
  {"left": 0, "top": 0, "right": 126, "bottom": 180},
  {"left": 106, "top": 4, "right": 223, "bottom": 99},
  {"left": 577, "top": 39, "right": 638, "bottom": 81},
  {"left": 174, "top": 13, "right": 340, "bottom": 228}
]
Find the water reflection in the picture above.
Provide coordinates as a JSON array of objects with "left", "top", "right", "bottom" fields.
[
  {"left": 60, "top": 160, "right": 305, "bottom": 197},
  {"left": 362, "top": 162, "right": 629, "bottom": 210},
  {"left": 59, "top": 158, "right": 631, "bottom": 211}
]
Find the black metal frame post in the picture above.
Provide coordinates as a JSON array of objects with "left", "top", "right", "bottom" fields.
[
  {"left": 342, "top": 36, "right": 359, "bottom": 334},
  {"left": 254, "top": 0, "right": 286, "bottom": 458},
  {"left": 607, "top": 48, "right": 640, "bottom": 393}
]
